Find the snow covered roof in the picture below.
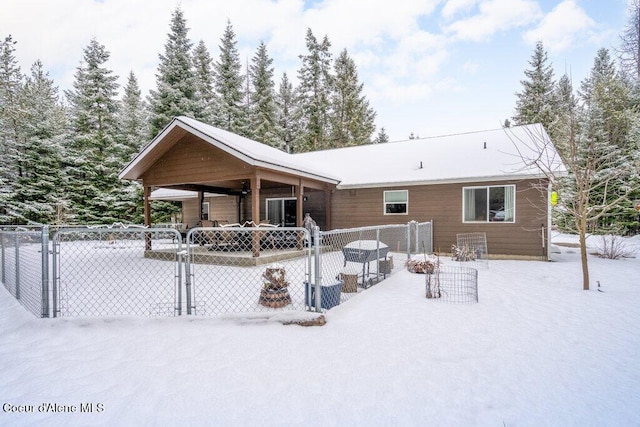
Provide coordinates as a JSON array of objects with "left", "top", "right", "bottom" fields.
[
  {"left": 119, "top": 116, "right": 341, "bottom": 184},
  {"left": 294, "top": 123, "right": 566, "bottom": 189},
  {"left": 120, "top": 117, "right": 564, "bottom": 190}
]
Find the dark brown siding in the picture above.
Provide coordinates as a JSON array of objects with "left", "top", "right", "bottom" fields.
[
  {"left": 142, "top": 135, "right": 254, "bottom": 186},
  {"left": 331, "top": 179, "right": 549, "bottom": 257}
]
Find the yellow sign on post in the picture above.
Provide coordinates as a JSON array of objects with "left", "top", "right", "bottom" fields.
[{"left": 551, "top": 191, "right": 558, "bottom": 206}]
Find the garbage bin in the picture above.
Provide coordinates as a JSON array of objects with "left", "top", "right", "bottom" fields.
[{"left": 304, "top": 280, "right": 344, "bottom": 310}]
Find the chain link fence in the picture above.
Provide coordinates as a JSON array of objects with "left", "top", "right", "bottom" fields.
[
  {"left": 316, "top": 223, "right": 419, "bottom": 305},
  {"left": 186, "top": 226, "right": 312, "bottom": 315},
  {"left": 52, "top": 227, "right": 183, "bottom": 317},
  {"left": 0, "top": 228, "right": 49, "bottom": 317},
  {"left": 1, "top": 221, "right": 434, "bottom": 317}
]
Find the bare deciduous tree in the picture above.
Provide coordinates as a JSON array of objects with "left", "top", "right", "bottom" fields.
[{"left": 506, "top": 110, "right": 635, "bottom": 290}]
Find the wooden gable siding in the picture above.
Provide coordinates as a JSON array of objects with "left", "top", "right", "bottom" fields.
[
  {"left": 141, "top": 134, "right": 253, "bottom": 187},
  {"left": 330, "top": 179, "right": 548, "bottom": 258}
]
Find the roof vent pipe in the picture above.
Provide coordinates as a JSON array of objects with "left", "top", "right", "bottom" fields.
[
  {"left": 483, "top": 141, "right": 487, "bottom": 149},
  {"left": 419, "top": 161, "right": 423, "bottom": 169}
]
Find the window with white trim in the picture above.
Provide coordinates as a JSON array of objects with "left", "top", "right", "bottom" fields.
[
  {"left": 384, "top": 190, "right": 408, "bottom": 215},
  {"left": 463, "top": 185, "right": 515, "bottom": 222}
]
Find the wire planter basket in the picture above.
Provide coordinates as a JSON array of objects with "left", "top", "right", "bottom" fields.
[{"left": 426, "top": 265, "right": 478, "bottom": 304}]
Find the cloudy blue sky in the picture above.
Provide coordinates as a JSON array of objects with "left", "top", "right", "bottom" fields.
[{"left": 1, "top": 0, "right": 629, "bottom": 141}]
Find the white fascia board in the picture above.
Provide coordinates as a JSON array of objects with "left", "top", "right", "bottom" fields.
[{"left": 335, "top": 173, "right": 552, "bottom": 190}]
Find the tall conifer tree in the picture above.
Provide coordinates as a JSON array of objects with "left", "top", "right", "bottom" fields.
[
  {"left": 213, "top": 20, "right": 247, "bottom": 135},
  {"left": 64, "top": 38, "right": 120, "bottom": 224},
  {"left": 513, "top": 41, "right": 557, "bottom": 134},
  {"left": 0, "top": 35, "right": 23, "bottom": 223},
  {"left": 296, "top": 29, "right": 333, "bottom": 152},
  {"left": 193, "top": 39, "right": 217, "bottom": 124},
  {"left": 11, "top": 61, "right": 67, "bottom": 223},
  {"left": 330, "top": 49, "right": 376, "bottom": 147},
  {"left": 148, "top": 7, "right": 200, "bottom": 137},
  {"left": 249, "top": 41, "right": 278, "bottom": 147},
  {"left": 114, "top": 71, "right": 148, "bottom": 222},
  {"left": 275, "top": 72, "right": 300, "bottom": 153}
]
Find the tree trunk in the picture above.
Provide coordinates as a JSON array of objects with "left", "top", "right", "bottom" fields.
[{"left": 579, "top": 222, "right": 590, "bottom": 290}]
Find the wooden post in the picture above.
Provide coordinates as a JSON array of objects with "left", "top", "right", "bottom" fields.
[
  {"left": 198, "top": 191, "right": 204, "bottom": 221},
  {"left": 296, "top": 180, "right": 305, "bottom": 249},
  {"left": 251, "top": 176, "right": 261, "bottom": 257},
  {"left": 325, "top": 186, "right": 332, "bottom": 231},
  {"left": 144, "top": 186, "right": 152, "bottom": 250},
  {"left": 296, "top": 179, "right": 304, "bottom": 227},
  {"left": 251, "top": 176, "right": 260, "bottom": 223}
]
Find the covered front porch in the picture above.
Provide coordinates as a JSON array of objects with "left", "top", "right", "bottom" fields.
[{"left": 119, "top": 117, "right": 339, "bottom": 256}]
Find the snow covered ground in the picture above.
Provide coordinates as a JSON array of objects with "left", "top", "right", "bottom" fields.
[{"left": 1, "top": 233, "right": 639, "bottom": 426}]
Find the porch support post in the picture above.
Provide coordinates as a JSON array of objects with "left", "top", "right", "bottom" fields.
[
  {"left": 144, "top": 185, "right": 152, "bottom": 250},
  {"left": 251, "top": 176, "right": 260, "bottom": 223},
  {"left": 251, "top": 176, "right": 261, "bottom": 257},
  {"left": 296, "top": 179, "right": 304, "bottom": 227},
  {"left": 325, "top": 186, "right": 332, "bottom": 230},
  {"left": 198, "top": 191, "right": 204, "bottom": 221}
]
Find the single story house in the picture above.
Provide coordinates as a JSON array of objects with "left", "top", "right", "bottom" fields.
[{"left": 119, "top": 116, "right": 566, "bottom": 259}]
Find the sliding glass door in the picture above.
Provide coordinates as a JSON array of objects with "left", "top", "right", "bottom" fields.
[{"left": 266, "top": 198, "right": 297, "bottom": 227}]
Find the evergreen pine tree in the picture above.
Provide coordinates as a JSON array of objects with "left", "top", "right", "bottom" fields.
[
  {"left": 11, "top": 60, "right": 67, "bottom": 224},
  {"left": 618, "top": 0, "right": 640, "bottom": 80},
  {"left": 119, "top": 71, "right": 148, "bottom": 160},
  {"left": 213, "top": 20, "right": 248, "bottom": 136},
  {"left": 148, "top": 7, "right": 200, "bottom": 137},
  {"left": 329, "top": 49, "right": 376, "bottom": 147},
  {"left": 0, "top": 35, "right": 23, "bottom": 223},
  {"left": 513, "top": 41, "right": 557, "bottom": 135},
  {"left": 296, "top": 29, "right": 333, "bottom": 152},
  {"left": 193, "top": 39, "right": 217, "bottom": 124},
  {"left": 114, "top": 71, "right": 148, "bottom": 223},
  {"left": 275, "top": 72, "right": 301, "bottom": 153},
  {"left": 373, "top": 127, "right": 390, "bottom": 144},
  {"left": 64, "top": 38, "right": 121, "bottom": 224},
  {"left": 249, "top": 41, "right": 279, "bottom": 147},
  {"left": 580, "top": 48, "right": 639, "bottom": 232}
]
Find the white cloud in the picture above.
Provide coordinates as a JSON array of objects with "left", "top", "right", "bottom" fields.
[
  {"left": 462, "top": 60, "right": 479, "bottom": 73},
  {"left": 444, "top": 0, "right": 542, "bottom": 42},
  {"left": 0, "top": 0, "right": 620, "bottom": 141},
  {"left": 441, "top": 0, "right": 479, "bottom": 19},
  {"left": 523, "top": 0, "right": 597, "bottom": 52}
]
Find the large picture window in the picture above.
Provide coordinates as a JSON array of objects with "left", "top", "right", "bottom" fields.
[
  {"left": 384, "top": 190, "right": 408, "bottom": 215},
  {"left": 463, "top": 185, "right": 515, "bottom": 222}
]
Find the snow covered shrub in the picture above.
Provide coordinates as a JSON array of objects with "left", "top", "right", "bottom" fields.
[
  {"left": 593, "top": 235, "right": 635, "bottom": 260},
  {"left": 451, "top": 244, "right": 476, "bottom": 262},
  {"left": 406, "top": 257, "right": 438, "bottom": 274}
]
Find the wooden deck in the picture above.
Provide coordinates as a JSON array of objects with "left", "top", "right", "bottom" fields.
[{"left": 145, "top": 246, "right": 309, "bottom": 267}]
